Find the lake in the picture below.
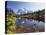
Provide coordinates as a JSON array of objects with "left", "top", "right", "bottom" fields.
[{"left": 16, "top": 17, "right": 45, "bottom": 33}]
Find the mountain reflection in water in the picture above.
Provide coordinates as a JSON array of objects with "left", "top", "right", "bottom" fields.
[{"left": 16, "top": 17, "right": 45, "bottom": 33}]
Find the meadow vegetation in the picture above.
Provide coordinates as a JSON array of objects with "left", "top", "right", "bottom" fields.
[{"left": 5, "top": 8, "right": 16, "bottom": 34}]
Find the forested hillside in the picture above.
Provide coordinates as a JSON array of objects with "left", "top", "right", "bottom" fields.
[
  {"left": 5, "top": 8, "right": 16, "bottom": 34},
  {"left": 31, "top": 9, "right": 45, "bottom": 22}
]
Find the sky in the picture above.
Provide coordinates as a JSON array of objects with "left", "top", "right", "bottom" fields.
[{"left": 7, "top": 1, "right": 45, "bottom": 13}]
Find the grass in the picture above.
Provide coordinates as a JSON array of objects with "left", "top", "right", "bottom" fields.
[{"left": 6, "top": 13, "right": 16, "bottom": 34}]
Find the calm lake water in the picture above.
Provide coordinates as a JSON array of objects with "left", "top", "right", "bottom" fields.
[{"left": 16, "top": 17, "right": 45, "bottom": 32}]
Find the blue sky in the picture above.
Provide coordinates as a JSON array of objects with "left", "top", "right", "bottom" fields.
[{"left": 7, "top": 1, "right": 45, "bottom": 13}]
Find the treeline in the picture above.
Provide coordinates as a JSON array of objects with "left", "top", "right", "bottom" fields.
[
  {"left": 31, "top": 9, "right": 45, "bottom": 22},
  {"left": 5, "top": 8, "right": 16, "bottom": 16}
]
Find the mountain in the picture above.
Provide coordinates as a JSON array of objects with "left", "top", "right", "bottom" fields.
[{"left": 16, "top": 8, "right": 32, "bottom": 15}]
